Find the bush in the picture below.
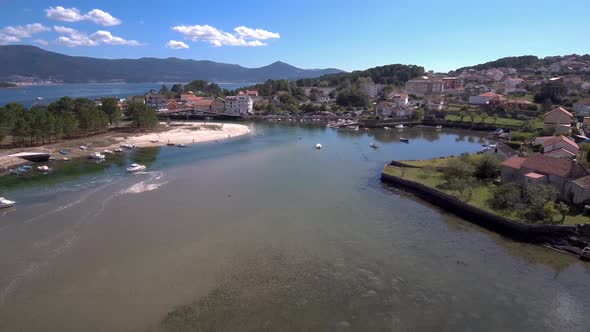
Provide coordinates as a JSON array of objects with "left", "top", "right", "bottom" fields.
[
  {"left": 443, "top": 155, "right": 475, "bottom": 182},
  {"left": 531, "top": 143, "right": 543, "bottom": 153},
  {"left": 506, "top": 141, "right": 522, "bottom": 149},
  {"left": 489, "top": 183, "right": 522, "bottom": 210},
  {"left": 510, "top": 131, "right": 534, "bottom": 142}
]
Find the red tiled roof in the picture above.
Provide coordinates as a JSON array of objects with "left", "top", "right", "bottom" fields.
[
  {"left": 545, "top": 107, "right": 573, "bottom": 118},
  {"left": 572, "top": 175, "right": 590, "bottom": 189},
  {"left": 502, "top": 156, "right": 525, "bottom": 169},
  {"left": 480, "top": 92, "right": 502, "bottom": 98},
  {"left": 521, "top": 154, "right": 575, "bottom": 178},
  {"left": 543, "top": 135, "right": 579, "bottom": 150},
  {"left": 545, "top": 148, "right": 576, "bottom": 158},
  {"left": 193, "top": 99, "right": 213, "bottom": 106}
]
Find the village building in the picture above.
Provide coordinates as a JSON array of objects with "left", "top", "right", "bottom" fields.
[
  {"left": 144, "top": 92, "right": 166, "bottom": 110},
  {"left": 504, "top": 78, "right": 526, "bottom": 94},
  {"left": 501, "top": 154, "right": 589, "bottom": 202},
  {"left": 468, "top": 92, "right": 505, "bottom": 105},
  {"left": 385, "top": 92, "right": 409, "bottom": 105},
  {"left": 375, "top": 101, "right": 415, "bottom": 119},
  {"left": 360, "top": 83, "right": 386, "bottom": 98},
  {"left": 180, "top": 91, "right": 204, "bottom": 104},
  {"left": 224, "top": 95, "right": 253, "bottom": 115},
  {"left": 534, "top": 135, "right": 580, "bottom": 159},
  {"left": 544, "top": 107, "right": 574, "bottom": 135},
  {"left": 574, "top": 98, "right": 590, "bottom": 116},
  {"left": 405, "top": 76, "right": 444, "bottom": 96}
]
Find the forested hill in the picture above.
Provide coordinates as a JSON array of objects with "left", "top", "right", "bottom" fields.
[
  {"left": 0, "top": 45, "right": 343, "bottom": 83},
  {"left": 296, "top": 64, "right": 425, "bottom": 87},
  {"left": 452, "top": 55, "right": 541, "bottom": 72}
]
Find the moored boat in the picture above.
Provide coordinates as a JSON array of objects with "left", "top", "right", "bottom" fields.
[
  {"left": 395, "top": 124, "right": 405, "bottom": 129},
  {"left": 383, "top": 126, "right": 391, "bottom": 131},
  {"left": 399, "top": 138, "right": 409, "bottom": 143},
  {"left": 9, "top": 152, "right": 51, "bottom": 162},
  {"left": 79, "top": 145, "right": 88, "bottom": 150},
  {"left": 0, "top": 197, "right": 16, "bottom": 209},
  {"left": 370, "top": 142, "right": 379, "bottom": 149},
  {"left": 59, "top": 149, "right": 69, "bottom": 155},
  {"left": 435, "top": 125, "right": 443, "bottom": 130},
  {"left": 103, "top": 149, "right": 114, "bottom": 155},
  {"left": 581, "top": 247, "right": 590, "bottom": 261},
  {"left": 37, "top": 165, "right": 51, "bottom": 172},
  {"left": 126, "top": 163, "right": 147, "bottom": 173},
  {"left": 316, "top": 143, "right": 322, "bottom": 149},
  {"left": 121, "top": 143, "right": 134, "bottom": 149},
  {"left": 177, "top": 144, "right": 187, "bottom": 148},
  {"left": 89, "top": 152, "right": 106, "bottom": 160},
  {"left": 114, "top": 148, "right": 123, "bottom": 153}
]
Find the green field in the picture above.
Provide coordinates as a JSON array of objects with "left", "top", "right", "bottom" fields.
[
  {"left": 384, "top": 157, "right": 589, "bottom": 225},
  {"left": 445, "top": 114, "right": 525, "bottom": 127}
]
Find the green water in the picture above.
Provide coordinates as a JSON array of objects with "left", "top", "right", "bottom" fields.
[{"left": 0, "top": 123, "right": 588, "bottom": 332}]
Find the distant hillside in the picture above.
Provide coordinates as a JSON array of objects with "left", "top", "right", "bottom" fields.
[
  {"left": 0, "top": 45, "right": 343, "bottom": 83},
  {"left": 296, "top": 64, "right": 425, "bottom": 87},
  {"left": 453, "top": 55, "right": 541, "bottom": 73}
]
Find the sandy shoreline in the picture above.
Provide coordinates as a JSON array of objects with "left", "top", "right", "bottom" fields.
[{"left": 0, "top": 122, "right": 250, "bottom": 171}]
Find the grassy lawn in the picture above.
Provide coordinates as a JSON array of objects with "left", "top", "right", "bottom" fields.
[
  {"left": 445, "top": 114, "right": 525, "bottom": 127},
  {"left": 384, "top": 157, "right": 590, "bottom": 225}
]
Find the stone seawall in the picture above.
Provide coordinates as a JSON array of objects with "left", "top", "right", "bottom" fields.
[{"left": 380, "top": 172, "right": 577, "bottom": 243}]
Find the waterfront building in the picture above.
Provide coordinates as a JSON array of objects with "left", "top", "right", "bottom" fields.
[{"left": 224, "top": 95, "right": 253, "bottom": 115}]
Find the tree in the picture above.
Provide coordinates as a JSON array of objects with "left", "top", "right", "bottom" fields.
[
  {"left": 159, "top": 84, "right": 170, "bottom": 96},
  {"left": 473, "top": 154, "right": 501, "bottom": 179},
  {"left": 61, "top": 112, "right": 78, "bottom": 137},
  {"left": 489, "top": 183, "right": 522, "bottom": 210},
  {"left": 468, "top": 111, "right": 476, "bottom": 124},
  {"left": 171, "top": 84, "right": 183, "bottom": 96},
  {"left": 492, "top": 113, "right": 498, "bottom": 124},
  {"left": 555, "top": 202, "right": 570, "bottom": 223},
  {"left": 128, "top": 102, "right": 158, "bottom": 130},
  {"left": 522, "top": 184, "right": 558, "bottom": 222},
  {"left": 542, "top": 98, "right": 553, "bottom": 113},
  {"left": 101, "top": 98, "right": 122, "bottom": 126},
  {"left": 458, "top": 111, "right": 466, "bottom": 122},
  {"left": 443, "top": 155, "right": 475, "bottom": 182},
  {"left": 336, "top": 88, "right": 369, "bottom": 107},
  {"left": 415, "top": 108, "right": 425, "bottom": 121}
]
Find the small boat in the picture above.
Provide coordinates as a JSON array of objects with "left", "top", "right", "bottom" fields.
[
  {"left": 126, "top": 163, "right": 147, "bottom": 173},
  {"left": 177, "top": 144, "right": 187, "bottom": 148},
  {"left": 149, "top": 140, "right": 159, "bottom": 143},
  {"left": 9, "top": 152, "right": 51, "bottom": 162},
  {"left": 370, "top": 142, "right": 379, "bottom": 149},
  {"left": 316, "top": 143, "right": 322, "bottom": 149},
  {"left": 63, "top": 157, "right": 70, "bottom": 161},
  {"left": 0, "top": 197, "right": 16, "bottom": 209},
  {"left": 121, "top": 143, "right": 134, "bottom": 149},
  {"left": 89, "top": 152, "right": 106, "bottom": 160},
  {"left": 49, "top": 157, "right": 56, "bottom": 161},
  {"left": 59, "top": 149, "right": 69, "bottom": 155},
  {"left": 435, "top": 125, "right": 443, "bottom": 130},
  {"left": 166, "top": 143, "right": 175, "bottom": 146},
  {"left": 395, "top": 124, "right": 405, "bottom": 129},
  {"left": 581, "top": 247, "right": 590, "bottom": 261},
  {"left": 22, "top": 165, "right": 32, "bottom": 170},
  {"left": 114, "top": 148, "right": 124, "bottom": 153},
  {"left": 79, "top": 145, "right": 88, "bottom": 150},
  {"left": 494, "top": 128, "right": 504, "bottom": 135},
  {"left": 37, "top": 165, "right": 51, "bottom": 172},
  {"left": 103, "top": 150, "right": 114, "bottom": 155},
  {"left": 399, "top": 138, "right": 409, "bottom": 143},
  {"left": 8, "top": 168, "right": 21, "bottom": 175},
  {"left": 383, "top": 127, "right": 391, "bottom": 131}
]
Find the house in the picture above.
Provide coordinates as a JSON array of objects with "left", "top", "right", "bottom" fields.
[
  {"left": 442, "top": 77, "right": 462, "bottom": 90},
  {"left": 544, "top": 107, "right": 573, "bottom": 135},
  {"left": 534, "top": 135, "right": 579, "bottom": 159},
  {"left": 504, "top": 78, "right": 526, "bottom": 94},
  {"left": 503, "top": 99, "right": 532, "bottom": 110},
  {"left": 464, "top": 84, "right": 491, "bottom": 97},
  {"left": 180, "top": 91, "right": 204, "bottom": 104},
  {"left": 386, "top": 93, "right": 409, "bottom": 106},
  {"left": 166, "top": 99, "right": 179, "bottom": 110},
  {"left": 574, "top": 98, "right": 590, "bottom": 116},
  {"left": 565, "top": 176, "right": 590, "bottom": 204},
  {"left": 405, "top": 76, "right": 444, "bottom": 96},
  {"left": 484, "top": 144, "right": 518, "bottom": 160},
  {"left": 144, "top": 92, "right": 166, "bottom": 110},
  {"left": 224, "top": 95, "right": 253, "bottom": 115},
  {"left": 485, "top": 69, "right": 504, "bottom": 82},
  {"left": 469, "top": 92, "right": 505, "bottom": 105},
  {"left": 375, "top": 102, "right": 415, "bottom": 118},
  {"left": 360, "top": 83, "right": 385, "bottom": 98},
  {"left": 500, "top": 154, "right": 589, "bottom": 201}
]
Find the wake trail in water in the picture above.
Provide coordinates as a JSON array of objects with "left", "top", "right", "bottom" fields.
[{"left": 120, "top": 171, "right": 168, "bottom": 195}]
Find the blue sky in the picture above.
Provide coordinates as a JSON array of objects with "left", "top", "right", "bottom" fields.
[{"left": 1, "top": 0, "right": 589, "bottom": 72}]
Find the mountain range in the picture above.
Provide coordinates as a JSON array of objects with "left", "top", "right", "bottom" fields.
[{"left": 0, "top": 45, "right": 344, "bottom": 83}]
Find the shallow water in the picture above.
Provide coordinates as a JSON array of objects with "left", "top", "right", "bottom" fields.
[{"left": 0, "top": 124, "right": 588, "bottom": 332}]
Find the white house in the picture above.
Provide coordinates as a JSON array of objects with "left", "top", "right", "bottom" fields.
[
  {"left": 376, "top": 102, "right": 415, "bottom": 118},
  {"left": 224, "top": 95, "right": 253, "bottom": 115},
  {"left": 574, "top": 98, "right": 590, "bottom": 116},
  {"left": 504, "top": 78, "right": 526, "bottom": 94},
  {"left": 544, "top": 107, "right": 574, "bottom": 135},
  {"left": 468, "top": 92, "right": 505, "bottom": 105}
]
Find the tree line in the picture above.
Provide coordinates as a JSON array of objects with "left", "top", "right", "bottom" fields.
[{"left": 0, "top": 97, "right": 158, "bottom": 147}]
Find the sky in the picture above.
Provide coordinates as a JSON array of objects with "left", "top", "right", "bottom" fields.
[{"left": 1, "top": 0, "right": 589, "bottom": 72}]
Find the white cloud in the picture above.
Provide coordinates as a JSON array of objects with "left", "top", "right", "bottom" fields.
[
  {"left": 172, "top": 24, "right": 279, "bottom": 47},
  {"left": 166, "top": 40, "right": 189, "bottom": 49},
  {"left": 45, "top": 6, "right": 121, "bottom": 26},
  {"left": 34, "top": 39, "right": 49, "bottom": 46},
  {"left": 54, "top": 26, "right": 140, "bottom": 47},
  {"left": 234, "top": 26, "right": 280, "bottom": 40},
  {"left": 0, "top": 23, "right": 50, "bottom": 44}
]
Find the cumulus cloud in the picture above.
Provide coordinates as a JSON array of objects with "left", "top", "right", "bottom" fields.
[
  {"left": 54, "top": 26, "right": 140, "bottom": 47},
  {"left": 172, "top": 24, "right": 279, "bottom": 47},
  {"left": 34, "top": 39, "right": 49, "bottom": 46},
  {"left": 166, "top": 40, "right": 189, "bottom": 49},
  {"left": 0, "top": 23, "right": 50, "bottom": 44},
  {"left": 45, "top": 6, "right": 121, "bottom": 26}
]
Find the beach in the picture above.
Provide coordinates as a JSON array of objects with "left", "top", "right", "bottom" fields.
[{"left": 0, "top": 122, "right": 250, "bottom": 171}]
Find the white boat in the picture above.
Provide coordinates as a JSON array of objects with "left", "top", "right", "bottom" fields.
[
  {"left": 114, "top": 148, "right": 123, "bottom": 153},
  {"left": 383, "top": 127, "right": 391, "bottom": 131},
  {"left": 177, "top": 144, "right": 187, "bottom": 148},
  {"left": 9, "top": 152, "right": 51, "bottom": 162},
  {"left": 103, "top": 149, "right": 114, "bottom": 154},
  {"left": 0, "top": 197, "right": 15, "bottom": 209},
  {"left": 37, "top": 165, "right": 51, "bottom": 172},
  {"left": 370, "top": 143, "right": 379, "bottom": 149},
  {"left": 36, "top": 96, "right": 43, "bottom": 100},
  {"left": 121, "top": 143, "right": 134, "bottom": 149},
  {"left": 316, "top": 143, "right": 322, "bottom": 149},
  {"left": 435, "top": 125, "right": 443, "bottom": 130},
  {"left": 63, "top": 157, "right": 70, "bottom": 161},
  {"left": 79, "top": 145, "right": 88, "bottom": 150},
  {"left": 89, "top": 152, "right": 106, "bottom": 160},
  {"left": 395, "top": 124, "right": 404, "bottom": 129},
  {"left": 126, "top": 163, "right": 147, "bottom": 173}
]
